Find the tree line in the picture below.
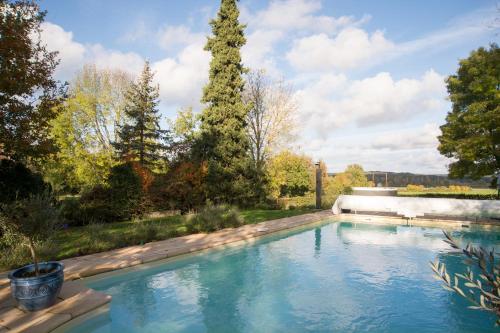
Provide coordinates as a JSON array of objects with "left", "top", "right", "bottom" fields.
[{"left": 0, "top": 0, "right": 326, "bottom": 223}]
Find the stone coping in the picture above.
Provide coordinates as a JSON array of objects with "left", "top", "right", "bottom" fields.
[
  {"left": 332, "top": 212, "right": 500, "bottom": 229},
  {"left": 0, "top": 210, "right": 332, "bottom": 332},
  {"left": 0, "top": 281, "right": 111, "bottom": 333}
]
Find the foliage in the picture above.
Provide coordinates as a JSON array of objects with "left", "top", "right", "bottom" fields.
[
  {"left": 149, "top": 161, "right": 207, "bottom": 213},
  {"left": 102, "top": 162, "right": 143, "bottom": 219},
  {"left": 243, "top": 69, "right": 298, "bottom": 172},
  {"left": 0, "top": 159, "right": 50, "bottom": 204},
  {"left": 398, "top": 192, "right": 498, "bottom": 200},
  {"left": 114, "top": 62, "right": 170, "bottom": 168},
  {"left": 76, "top": 162, "right": 143, "bottom": 224},
  {"left": 0, "top": 193, "right": 60, "bottom": 275},
  {"left": 405, "top": 184, "right": 471, "bottom": 193},
  {"left": 0, "top": 0, "right": 65, "bottom": 161},
  {"left": 368, "top": 172, "right": 492, "bottom": 188},
  {"left": 170, "top": 107, "right": 200, "bottom": 144},
  {"left": 266, "top": 150, "right": 314, "bottom": 199},
  {"left": 197, "top": 0, "right": 257, "bottom": 204},
  {"left": 184, "top": 204, "right": 244, "bottom": 233},
  {"left": 324, "top": 164, "right": 371, "bottom": 199},
  {"left": 438, "top": 44, "right": 500, "bottom": 180},
  {"left": 167, "top": 107, "right": 201, "bottom": 162},
  {"left": 0, "top": 239, "right": 57, "bottom": 271},
  {"left": 45, "top": 65, "right": 132, "bottom": 191},
  {"left": 406, "top": 184, "right": 426, "bottom": 192},
  {"left": 431, "top": 231, "right": 500, "bottom": 325},
  {"left": 59, "top": 197, "right": 84, "bottom": 226},
  {"left": 0, "top": 208, "right": 315, "bottom": 270}
]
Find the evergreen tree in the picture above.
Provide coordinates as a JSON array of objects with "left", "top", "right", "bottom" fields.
[
  {"left": 198, "top": 0, "right": 256, "bottom": 204},
  {"left": 114, "top": 62, "right": 169, "bottom": 168}
]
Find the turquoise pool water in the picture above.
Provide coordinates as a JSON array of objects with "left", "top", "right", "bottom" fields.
[{"left": 65, "top": 221, "right": 500, "bottom": 332}]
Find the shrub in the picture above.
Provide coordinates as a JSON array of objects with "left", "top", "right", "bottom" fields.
[
  {"left": 74, "top": 163, "right": 144, "bottom": 225},
  {"left": 0, "top": 240, "right": 58, "bottom": 271},
  {"left": 400, "top": 193, "right": 496, "bottom": 200},
  {"left": 0, "top": 193, "right": 60, "bottom": 275},
  {"left": 448, "top": 185, "right": 471, "bottom": 192},
  {"left": 0, "top": 159, "right": 50, "bottom": 204},
  {"left": 149, "top": 161, "right": 207, "bottom": 213},
  {"left": 127, "top": 221, "right": 161, "bottom": 245},
  {"left": 406, "top": 184, "right": 425, "bottom": 192},
  {"left": 78, "top": 185, "right": 120, "bottom": 224},
  {"left": 107, "top": 162, "right": 143, "bottom": 217},
  {"left": 59, "top": 197, "right": 85, "bottom": 226},
  {"left": 185, "top": 204, "right": 244, "bottom": 233}
]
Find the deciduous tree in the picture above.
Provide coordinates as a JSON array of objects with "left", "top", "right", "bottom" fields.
[
  {"left": 438, "top": 44, "right": 500, "bottom": 182},
  {"left": 0, "top": 0, "right": 64, "bottom": 161},
  {"left": 46, "top": 65, "right": 132, "bottom": 190},
  {"left": 266, "top": 150, "right": 314, "bottom": 199},
  {"left": 243, "top": 70, "right": 298, "bottom": 171}
]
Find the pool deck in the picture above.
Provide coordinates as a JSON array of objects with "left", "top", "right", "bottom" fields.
[{"left": 0, "top": 210, "right": 332, "bottom": 333}]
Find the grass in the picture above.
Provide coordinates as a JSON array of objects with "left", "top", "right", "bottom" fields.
[
  {"left": 398, "top": 188, "right": 496, "bottom": 196},
  {"left": 0, "top": 208, "right": 317, "bottom": 270},
  {"left": 397, "top": 188, "right": 497, "bottom": 199}
]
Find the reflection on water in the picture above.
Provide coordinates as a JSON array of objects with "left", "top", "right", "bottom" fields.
[{"left": 66, "top": 221, "right": 500, "bottom": 333}]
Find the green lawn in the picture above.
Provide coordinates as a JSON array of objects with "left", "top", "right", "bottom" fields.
[
  {"left": 398, "top": 188, "right": 497, "bottom": 197},
  {"left": 50, "top": 208, "right": 317, "bottom": 262}
]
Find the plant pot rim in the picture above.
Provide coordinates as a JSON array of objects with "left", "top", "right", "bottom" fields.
[{"left": 8, "top": 261, "right": 64, "bottom": 281}]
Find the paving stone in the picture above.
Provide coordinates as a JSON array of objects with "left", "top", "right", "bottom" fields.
[
  {"left": 17, "top": 312, "right": 71, "bottom": 333},
  {"left": 0, "top": 306, "right": 25, "bottom": 329},
  {"left": 0, "top": 288, "right": 14, "bottom": 310},
  {"left": 57, "top": 281, "right": 88, "bottom": 300},
  {"left": 49, "top": 289, "right": 111, "bottom": 319}
]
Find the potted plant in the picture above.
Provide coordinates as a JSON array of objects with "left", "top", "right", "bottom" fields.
[{"left": 0, "top": 193, "right": 64, "bottom": 311}]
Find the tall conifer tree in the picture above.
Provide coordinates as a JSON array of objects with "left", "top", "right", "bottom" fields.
[
  {"left": 198, "top": 0, "right": 255, "bottom": 204},
  {"left": 114, "top": 62, "right": 169, "bottom": 168}
]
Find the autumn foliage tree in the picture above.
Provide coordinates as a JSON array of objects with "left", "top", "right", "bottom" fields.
[{"left": 0, "top": 0, "right": 64, "bottom": 161}]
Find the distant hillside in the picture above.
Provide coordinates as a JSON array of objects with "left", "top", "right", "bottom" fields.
[{"left": 328, "top": 171, "right": 493, "bottom": 188}]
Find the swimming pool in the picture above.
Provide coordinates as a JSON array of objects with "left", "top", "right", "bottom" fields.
[{"left": 62, "top": 220, "right": 500, "bottom": 332}]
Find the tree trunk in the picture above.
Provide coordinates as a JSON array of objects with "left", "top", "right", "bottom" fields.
[{"left": 28, "top": 239, "right": 39, "bottom": 276}]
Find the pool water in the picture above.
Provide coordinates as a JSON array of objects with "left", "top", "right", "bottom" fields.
[{"left": 65, "top": 221, "right": 500, "bottom": 333}]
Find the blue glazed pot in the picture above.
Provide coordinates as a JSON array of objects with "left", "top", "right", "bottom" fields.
[{"left": 8, "top": 261, "right": 64, "bottom": 311}]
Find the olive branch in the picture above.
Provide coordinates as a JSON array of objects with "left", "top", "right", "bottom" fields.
[{"left": 430, "top": 231, "right": 500, "bottom": 325}]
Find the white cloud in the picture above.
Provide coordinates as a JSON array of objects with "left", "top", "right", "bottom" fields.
[
  {"left": 300, "top": 132, "right": 450, "bottom": 174},
  {"left": 286, "top": 5, "right": 495, "bottom": 73},
  {"left": 295, "top": 69, "right": 447, "bottom": 135},
  {"left": 88, "top": 44, "right": 144, "bottom": 74},
  {"left": 152, "top": 41, "right": 210, "bottom": 107},
  {"left": 40, "top": 22, "right": 86, "bottom": 79},
  {"left": 157, "top": 25, "right": 205, "bottom": 50},
  {"left": 41, "top": 22, "right": 209, "bottom": 109},
  {"left": 370, "top": 123, "right": 441, "bottom": 151},
  {"left": 41, "top": 22, "right": 144, "bottom": 80},
  {"left": 287, "top": 28, "right": 394, "bottom": 72},
  {"left": 242, "top": 29, "right": 283, "bottom": 75},
  {"left": 244, "top": 0, "right": 368, "bottom": 34}
]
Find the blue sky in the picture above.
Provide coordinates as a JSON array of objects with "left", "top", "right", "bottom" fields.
[{"left": 39, "top": 0, "right": 499, "bottom": 174}]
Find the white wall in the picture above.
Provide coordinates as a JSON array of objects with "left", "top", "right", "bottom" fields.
[{"left": 332, "top": 195, "right": 500, "bottom": 219}]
